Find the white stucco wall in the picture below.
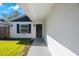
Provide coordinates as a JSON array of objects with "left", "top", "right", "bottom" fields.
[
  {"left": 33, "top": 20, "right": 45, "bottom": 38},
  {"left": 45, "top": 3, "right": 79, "bottom": 56},
  {"left": 10, "top": 20, "right": 44, "bottom": 38},
  {"left": 10, "top": 22, "right": 35, "bottom": 38}
]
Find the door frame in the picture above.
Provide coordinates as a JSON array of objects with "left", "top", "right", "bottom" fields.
[{"left": 36, "top": 24, "right": 42, "bottom": 38}]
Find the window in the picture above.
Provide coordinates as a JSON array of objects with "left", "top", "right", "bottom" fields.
[
  {"left": 20, "top": 25, "right": 29, "bottom": 33},
  {"left": 17, "top": 24, "right": 31, "bottom": 33}
]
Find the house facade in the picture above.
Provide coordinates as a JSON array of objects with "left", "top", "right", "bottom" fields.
[{"left": 10, "top": 15, "right": 44, "bottom": 39}]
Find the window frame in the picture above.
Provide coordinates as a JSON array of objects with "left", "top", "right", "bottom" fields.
[{"left": 19, "top": 24, "right": 30, "bottom": 33}]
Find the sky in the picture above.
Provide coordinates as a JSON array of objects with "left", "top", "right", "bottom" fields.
[{"left": 0, "top": 3, "right": 25, "bottom": 19}]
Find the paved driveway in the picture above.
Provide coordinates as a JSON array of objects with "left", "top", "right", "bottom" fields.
[{"left": 27, "top": 38, "right": 51, "bottom": 56}]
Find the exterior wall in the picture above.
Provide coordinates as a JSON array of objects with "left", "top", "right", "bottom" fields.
[
  {"left": 45, "top": 4, "right": 79, "bottom": 56},
  {"left": 10, "top": 20, "right": 44, "bottom": 38},
  {"left": 33, "top": 20, "right": 45, "bottom": 38}
]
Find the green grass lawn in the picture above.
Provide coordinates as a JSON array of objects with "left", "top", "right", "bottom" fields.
[{"left": 0, "top": 39, "right": 32, "bottom": 56}]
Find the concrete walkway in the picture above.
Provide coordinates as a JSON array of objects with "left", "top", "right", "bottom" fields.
[{"left": 27, "top": 38, "right": 51, "bottom": 56}]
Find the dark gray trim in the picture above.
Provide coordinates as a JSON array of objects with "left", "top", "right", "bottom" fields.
[
  {"left": 29, "top": 24, "right": 31, "bottom": 33},
  {"left": 17, "top": 24, "right": 19, "bottom": 33},
  {"left": 11, "top": 16, "right": 32, "bottom": 22}
]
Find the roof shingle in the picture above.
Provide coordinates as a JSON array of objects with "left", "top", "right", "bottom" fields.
[{"left": 11, "top": 16, "right": 32, "bottom": 22}]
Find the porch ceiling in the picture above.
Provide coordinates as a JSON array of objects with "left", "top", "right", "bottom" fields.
[{"left": 18, "top": 3, "right": 54, "bottom": 21}]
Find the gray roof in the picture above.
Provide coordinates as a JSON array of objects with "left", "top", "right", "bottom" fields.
[
  {"left": 0, "top": 19, "right": 5, "bottom": 22},
  {"left": 11, "top": 16, "right": 32, "bottom": 22}
]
